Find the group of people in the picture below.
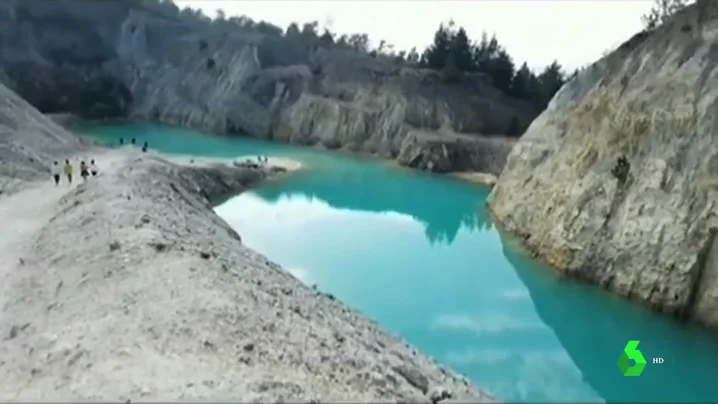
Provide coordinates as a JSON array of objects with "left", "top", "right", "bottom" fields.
[
  {"left": 50, "top": 136, "right": 152, "bottom": 186},
  {"left": 52, "top": 159, "right": 98, "bottom": 185},
  {"left": 119, "top": 137, "right": 149, "bottom": 153}
]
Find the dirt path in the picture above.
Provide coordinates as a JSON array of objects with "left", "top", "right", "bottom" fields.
[
  {"left": 1, "top": 150, "right": 122, "bottom": 300},
  {"left": 0, "top": 153, "right": 116, "bottom": 310},
  {"left": 0, "top": 150, "right": 489, "bottom": 402}
]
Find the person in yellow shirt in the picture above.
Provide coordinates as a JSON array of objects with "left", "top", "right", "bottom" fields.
[{"left": 63, "top": 159, "right": 73, "bottom": 184}]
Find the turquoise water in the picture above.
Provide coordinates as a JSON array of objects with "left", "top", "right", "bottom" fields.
[{"left": 80, "top": 124, "right": 718, "bottom": 403}]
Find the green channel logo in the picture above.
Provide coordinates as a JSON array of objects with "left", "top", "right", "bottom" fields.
[{"left": 617, "top": 340, "right": 647, "bottom": 376}]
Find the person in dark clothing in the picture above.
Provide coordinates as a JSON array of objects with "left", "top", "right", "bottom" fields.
[
  {"left": 51, "top": 161, "right": 61, "bottom": 185},
  {"left": 90, "top": 159, "right": 98, "bottom": 176},
  {"left": 131, "top": 138, "right": 136, "bottom": 145},
  {"left": 142, "top": 141, "right": 148, "bottom": 152},
  {"left": 80, "top": 161, "right": 89, "bottom": 181},
  {"left": 119, "top": 137, "right": 124, "bottom": 145}
]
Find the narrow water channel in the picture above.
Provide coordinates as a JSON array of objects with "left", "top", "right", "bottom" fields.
[{"left": 81, "top": 124, "right": 718, "bottom": 403}]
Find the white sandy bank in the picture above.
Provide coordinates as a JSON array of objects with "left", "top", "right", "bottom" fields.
[{"left": 0, "top": 147, "right": 491, "bottom": 402}]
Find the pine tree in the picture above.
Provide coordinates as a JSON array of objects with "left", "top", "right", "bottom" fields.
[
  {"left": 483, "top": 49, "right": 514, "bottom": 93},
  {"left": 510, "top": 62, "right": 532, "bottom": 98},
  {"left": 449, "top": 27, "right": 473, "bottom": 72},
  {"left": 422, "top": 24, "right": 452, "bottom": 69},
  {"left": 536, "top": 61, "right": 566, "bottom": 108},
  {"left": 285, "top": 22, "right": 300, "bottom": 37},
  {"left": 319, "top": 29, "right": 334, "bottom": 46},
  {"left": 472, "top": 32, "right": 500, "bottom": 71}
]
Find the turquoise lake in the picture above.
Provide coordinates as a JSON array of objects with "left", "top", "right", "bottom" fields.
[{"left": 80, "top": 124, "right": 718, "bottom": 403}]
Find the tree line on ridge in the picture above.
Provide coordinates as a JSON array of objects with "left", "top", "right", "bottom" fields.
[
  {"left": 135, "top": 0, "right": 690, "bottom": 115},
  {"left": 133, "top": 0, "right": 566, "bottom": 112}
]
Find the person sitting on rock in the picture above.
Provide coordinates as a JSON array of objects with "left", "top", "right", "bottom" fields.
[
  {"left": 51, "top": 161, "right": 61, "bottom": 186},
  {"left": 80, "top": 161, "right": 89, "bottom": 181},
  {"left": 63, "top": 159, "right": 73, "bottom": 184},
  {"left": 90, "top": 159, "right": 98, "bottom": 176}
]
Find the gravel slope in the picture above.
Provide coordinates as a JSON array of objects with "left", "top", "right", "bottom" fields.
[{"left": 0, "top": 148, "right": 492, "bottom": 402}]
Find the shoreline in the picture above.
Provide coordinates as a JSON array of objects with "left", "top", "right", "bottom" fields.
[
  {"left": 3, "top": 82, "right": 490, "bottom": 400},
  {"left": 60, "top": 115, "right": 501, "bottom": 189},
  {"left": 383, "top": 159, "right": 497, "bottom": 188},
  {"left": 0, "top": 152, "right": 492, "bottom": 401},
  {"left": 485, "top": 201, "right": 712, "bottom": 332},
  {"left": 448, "top": 171, "right": 498, "bottom": 188}
]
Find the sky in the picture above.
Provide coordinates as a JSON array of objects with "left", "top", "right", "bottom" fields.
[{"left": 176, "top": 0, "right": 652, "bottom": 71}]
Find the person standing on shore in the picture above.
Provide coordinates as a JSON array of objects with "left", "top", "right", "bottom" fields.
[
  {"left": 51, "top": 161, "right": 61, "bottom": 186},
  {"left": 80, "top": 161, "right": 89, "bottom": 182},
  {"left": 142, "top": 141, "right": 148, "bottom": 152},
  {"left": 63, "top": 159, "right": 73, "bottom": 184}
]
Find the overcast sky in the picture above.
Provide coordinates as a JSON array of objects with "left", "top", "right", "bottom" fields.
[{"left": 176, "top": 0, "right": 651, "bottom": 71}]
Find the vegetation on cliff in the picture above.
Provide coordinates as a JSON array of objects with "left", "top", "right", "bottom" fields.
[
  {"left": 125, "top": 0, "right": 567, "bottom": 114},
  {"left": 1, "top": 0, "right": 687, "bottom": 140},
  {"left": 419, "top": 22, "right": 565, "bottom": 111},
  {"left": 642, "top": 0, "right": 692, "bottom": 29}
]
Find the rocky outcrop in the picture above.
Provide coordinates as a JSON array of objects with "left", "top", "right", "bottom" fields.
[
  {"left": 0, "top": 0, "right": 133, "bottom": 119},
  {"left": 488, "top": 0, "right": 718, "bottom": 329},
  {"left": 0, "top": 82, "right": 84, "bottom": 194},
  {"left": 0, "top": 0, "right": 535, "bottom": 172},
  {"left": 397, "top": 130, "right": 514, "bottom": 176}
]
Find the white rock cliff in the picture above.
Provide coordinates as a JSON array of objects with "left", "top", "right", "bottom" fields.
[
  {"left": 0, "top": 0, "right": 533, "bottom": 173},
  {"left": 488, "top": 0, "right": 718, "bottom": 329}
]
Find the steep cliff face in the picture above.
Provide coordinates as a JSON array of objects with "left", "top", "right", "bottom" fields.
[
  {"left": 0, "top": 82, "right": 84, "bottom": 194},
  {"left": 0, "top": 0, "right": 133, "bottom": 118},
  {"left": 396, "top": 130, "right": 514, "bottom": 176},
  {"left": 111, "top": 9, "right": 534, "bottom": 160},
  {"left": 0, "top": 0, "right": 534, "bottom": 171},
  {"left": 488, "top": 0, "right": 718, "bottom": 329}
]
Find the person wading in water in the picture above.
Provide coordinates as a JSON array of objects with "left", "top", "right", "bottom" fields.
[
  {"left": 63, "top": 160, "right": 73, "bottom": 184},
  {"left": 142, "top": 141, "right": 148, "bottom": 152}
]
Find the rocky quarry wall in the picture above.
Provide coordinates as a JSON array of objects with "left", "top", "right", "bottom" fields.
[
  {"left": 0, "top": 0, "right": 534, "bottom": 175},
  {"left": 0, "top": 77, "right": 85, "bottom": 194},
  {"left": 488, "top": 0, "right": 718, "bottom": 330}
]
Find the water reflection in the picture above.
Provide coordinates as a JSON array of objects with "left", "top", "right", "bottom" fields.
[
  {"left": 500, "top": 235, "right": 718, "bottom": 403},
  {"left": 217, "top": 188, "right": 585, "bottom": 402},
  {"left": 81, "top": 124, "right": 718, "bottom": 403},
  {"left": 255, "top": 166, "right": 493, "bottom": 245},
  {"left": 80, "top": 123, "right": 493, "bottom": 244}
]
